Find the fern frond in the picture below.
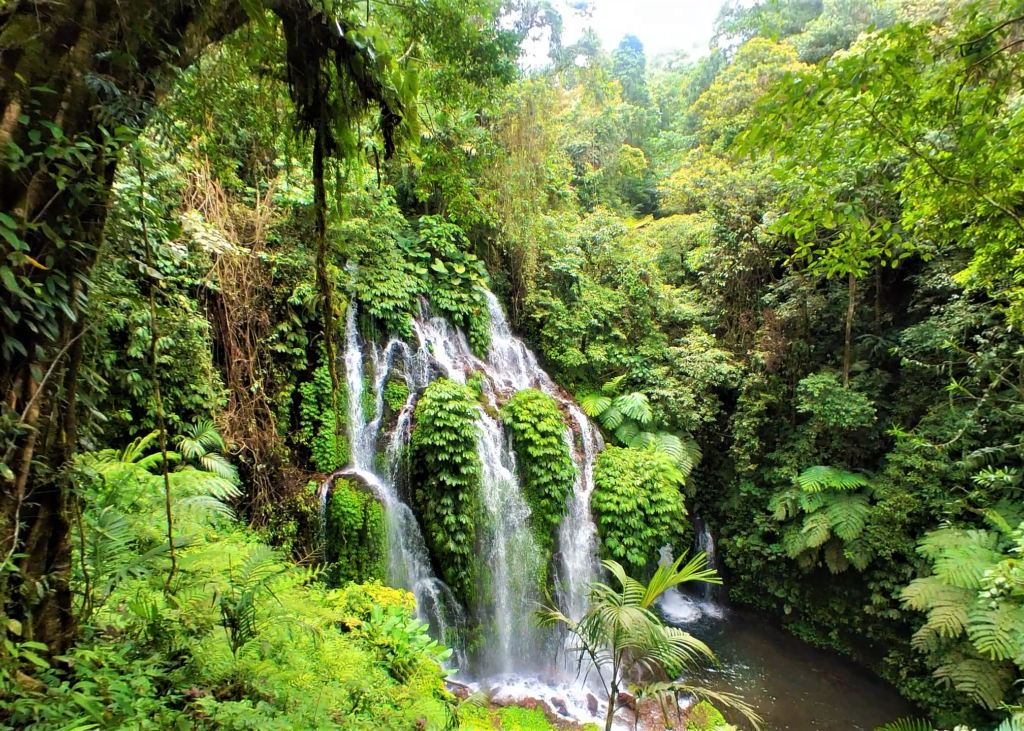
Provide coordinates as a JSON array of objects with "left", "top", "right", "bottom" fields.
[
  {"left": 824, "top": 538, "right": 850, "bottom": 574},
  {"left": 823, "top": 492, "right": 871, "bottom": 541},
  {"left": 768, "top": 487, "right": 802, "bottom": 521},
  {"left": 602, "top": 375, "right": 626, "bottom": 395},
  {"left": 795, "top": 465, "right": 872, "bottom": 493},
  {"left": 919, "top": 528, "right": 1003, "bottom": 590},
  {"left": 843, "top": 536, "right": 875, "bottom": 571},
  {"left": 901, "top": 576, "right": 972, "bottom": 640},
  {"left": 781, "top": 525, "right": 809, "bottom": 558},
  {"left": 616, "top": 422, "right": 641, "bottom": 446},
  {"left": 613, "top": 392, "right": 652, "bottom": 425},
  {"left": 600, "top": 406, "right": 625, "bottom": 430},
  {"left": 800, "top": 511, "right": 832, "bottom": 549},
  {"left": 934, "top": 657, "right": 1013, "bottom": 710},
  {"left": 965, "top": 602, "right": 1024, "bottom": 662},
  {"left": 874, "top": 718, "right": 933, "bottom": 731},
  {"left": 580, "top": 393, "right": 612, "bottom": 419}
]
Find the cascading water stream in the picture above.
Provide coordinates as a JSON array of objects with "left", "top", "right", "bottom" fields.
[{"left": 323, "top": 290, "right": 604, "bottom": 709}]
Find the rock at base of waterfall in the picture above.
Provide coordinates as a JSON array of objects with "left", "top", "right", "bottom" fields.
[{"left": 586, "top": 693, "right": 599, "bottom": 716}]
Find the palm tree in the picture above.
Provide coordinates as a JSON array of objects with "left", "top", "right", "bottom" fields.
[{"left": 538, "top": 554, "right": 761, "bottom": 731}]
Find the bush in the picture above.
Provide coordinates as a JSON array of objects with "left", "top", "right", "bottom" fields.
[
  {"left": 325, "top": 478, "right": 388, "bottom": 585},
  {"left": 591, "top": 446, "right": 688, "bottom": 574}
]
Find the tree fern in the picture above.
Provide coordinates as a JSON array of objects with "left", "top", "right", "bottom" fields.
[
  {"left": 934, "top": 657, "right": 1014, "bottom": 710},
  {"left": 823, "top": 492, "right": 871, "bottom": 541},
  {"left": 580, "top": 392, "right": 612, "bottom": 418},
  {"left": 612, "top": 392, "right": 652, "bottom": 425},
  {"left": 795, "top": 465, "right": 872, "bottom": 492},
  {"left": 903, "top": 518, "right": 1024, "bottom": 713}
]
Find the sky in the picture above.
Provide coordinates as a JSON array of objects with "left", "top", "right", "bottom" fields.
[{"left": 558, "top": 0, "right": 728, "bottom": 60}]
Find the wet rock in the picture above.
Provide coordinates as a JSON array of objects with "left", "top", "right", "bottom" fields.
[
  {"left": 586, "top": 693, "right": 599, "bottom": 716},
  {"left": 616, "top": 691, "right": 636, "bottom": 712},
  {"left": 552, "top": 697, "right": 570, "bottom": 716}
]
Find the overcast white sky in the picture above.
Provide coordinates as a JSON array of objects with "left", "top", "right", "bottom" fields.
[{"left": 557, "top": 0, "right": 728, "bottom": 60}]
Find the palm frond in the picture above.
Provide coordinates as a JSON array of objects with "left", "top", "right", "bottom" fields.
[{"left": 642, "top": 552, "right": 720, "bottom": 607}]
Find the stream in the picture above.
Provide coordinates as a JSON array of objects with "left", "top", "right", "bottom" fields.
[{"left": 659, "top": 591, "right": 917, "bottom": 731}]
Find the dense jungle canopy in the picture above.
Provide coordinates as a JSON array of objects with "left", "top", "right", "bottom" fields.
[{"left": 2, "top": 0, "right": 1024, "bottom": 729}]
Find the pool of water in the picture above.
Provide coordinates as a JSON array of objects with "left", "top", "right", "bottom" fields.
[{"left": 658, "top": 590, "right": 918, "bottom": 731}]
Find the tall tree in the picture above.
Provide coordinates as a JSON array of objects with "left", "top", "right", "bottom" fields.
[{"left": 0, "top": 0, "right": 515, "bottom": 651}]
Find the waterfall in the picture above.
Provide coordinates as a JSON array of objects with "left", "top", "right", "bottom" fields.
[
  {"left": 324, "top": 290, "right": 604, "bottom": 683},
  {"left": 333, "top": 302, "right": 464, "bottom": 654},
  {"left": 558, "top": 405, "right": 603, "bottom": 622},
  {"left": 694, "top": 514, "right": 720, "bottom": 604}
]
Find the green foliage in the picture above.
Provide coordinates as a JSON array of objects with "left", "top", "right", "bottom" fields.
[
  {"left": 874, "top": 720, "right": 933, "bottom": 731},
  {"left": 796, "top": 373, "right": 877, "bottom": 430},
  {"left": 385, "top": 380, "right": 410, "bottom": 412},
  {"left": 581, "top": 377, "right": 703, "bottom": 489},
  {"left": 416, "top": 217, "right": 492, "bottom": 356},
  {"left": 1, "top": 433, "right": 456, "bottom": 731},
  {"left": 411, "top": 378, "right": 482, "bottom": 603},
  {"left": 499, "top": 390, "right": 575, "bottom": 550},
  {"left": 358, "top": 604, "right": 453, "bottom": 684},
  {"left": 591, "top": 446, "right": 688, "bottom": 574},
  {"left": 768, "top": 466, "right": 875, "bottom": 573},
  {"left": 325, "top": 479, "right": 388, "bottom": 586},
  {"left": 687, "top": 700, "right": 735, "bottom": 731},
  {"left": 297, "top": 346, "right": 349, "bottom": 473},
  {"left": 901, "top": 517, "right": 1024, "bottom": 713}
]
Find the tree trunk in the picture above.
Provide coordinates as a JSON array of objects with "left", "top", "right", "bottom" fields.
[
  {"left": 604, "top": 683, "right": 618, "bottom": 731},
  {"left": 0, "top": 0, "right": 250, "bottom": 653},
  {"left": 844, "top": 272, "right": 857, "bottom": 388}
]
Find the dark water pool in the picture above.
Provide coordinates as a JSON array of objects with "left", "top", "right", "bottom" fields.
[{"left": 657, "top": 590, "right": 918, "bottom": 731}]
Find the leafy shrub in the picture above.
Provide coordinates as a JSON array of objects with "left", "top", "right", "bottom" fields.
[
  {"left": 384, "top": 380, "right": 410, "bottom": 412},
  {"left": 500, "top": 389, "right": 576, "bottom": 550},
  {"left": 0, "top": 435, "right": 456, "bottom": 731},
  {"left": 412, "top": 378, "right": 482, "bottom": 603},
  {"left": 591, "top": 446, "right": 688, "bottom": 574},
  {"left": 325, "top": 479, "right": 388, "bottom": 585},
  {"left": 796, "top": 372, "right": 876, "bottom": 429},
  {"left": 415, "top": 217, "right": 492, "bottom": 356},
  {"left": 324, "top": 581, "right": 418, "bottom": 628}
]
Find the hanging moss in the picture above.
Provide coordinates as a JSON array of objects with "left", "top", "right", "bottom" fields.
[
  {"left": 500, "top": 389, "right": 576, "bottom": 551},
  {"left": 325, "top": 479, "right": 388, "bottom": 585},
  {"left": 411, "top": 378, "right": 482, "bottom": 604},
  {"left": 297, "top": 346, "right": 349, "bottom": 472}
]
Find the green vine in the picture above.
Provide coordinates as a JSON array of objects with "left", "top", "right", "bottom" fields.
[
  {"left": 500, "top": 389, "right": 575, "bottom": 551},
  {"left": 325, "top": 478, "right": 388, "bottom": 586},
  {"left": 591, "top": 446, "right": 688, "bottom": 575},
  {"left": 411, "top": 378, "right": 482, "bottom": 603},
  {"left": 297, "top": 346, "right": 349, "bottom": 472}
]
